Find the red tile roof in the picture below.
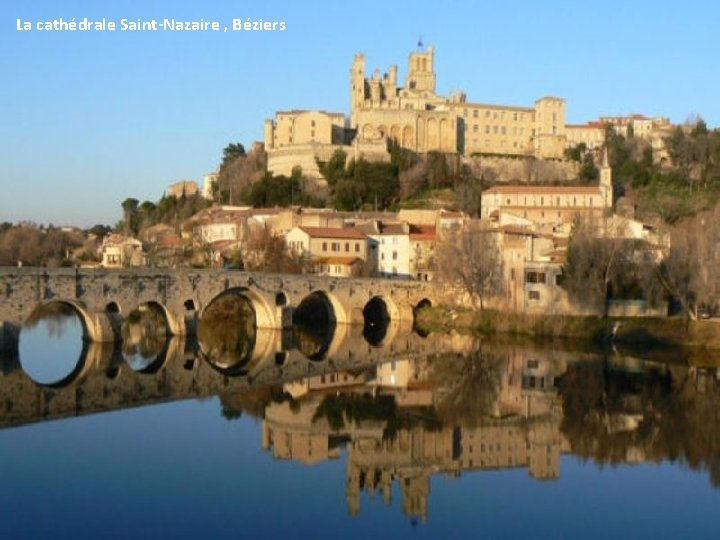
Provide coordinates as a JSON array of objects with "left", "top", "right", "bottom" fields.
[
  {"left": 483, "top": 185, "right": 603, "bottom": 195},
  {"left": 299, "top": 226, "right": 367, "bottom": 239},
  {"left": 409, "top": 224, "right": 437, "bottom": 241},
  {"left": 314, "top": 256, "right": 363, "bottom": 265}
]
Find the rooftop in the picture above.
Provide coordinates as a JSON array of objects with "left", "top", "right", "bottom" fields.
[
  {"left": 298, "top": 226, "right": 367, "bottom": 239},
  {"left": 483, "top": 185, "right": 603, "bottom": 195}
]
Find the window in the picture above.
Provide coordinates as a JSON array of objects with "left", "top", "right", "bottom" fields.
[
  {"left": 355, "top": 243, "right": 360, "bottom": 252},
  {"left": 528, "top": 290, "right": 540, "bottom": 301},
  {"left": 485, "top": 125, "right": 490, "bottom": 134},
  {"left": 322, "top": 242, "right": 327, "bottom": 251},
  {"left": 473, "top": 110, "right": 478, "bottom": 118},
  {"left": 345, "top": 242, "right": 349, "bottom": 252},
  {"left": 473, "top": 124, "right": 479, "bottom": 133},
  {"left": 392, "top": 251, "right": 397, "bottom": 260},
  {"left": 525, "top": 271, "right": 546, "bottom": 284}
]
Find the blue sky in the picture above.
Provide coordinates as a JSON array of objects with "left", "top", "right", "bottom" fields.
[{"left": 2, "top": 0, "right": 718, "bottom": 227}]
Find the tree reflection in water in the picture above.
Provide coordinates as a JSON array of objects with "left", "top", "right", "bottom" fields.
[
  {"left": 24, "top": 302, "right": 78, "bottom": 338},
  {"left": 121, "top": 305, "right": 168, "bottom": 372},
  {"left": 197, "top": 294, "right": 256, "bottom": 373},
  {"left": 19, "top": 302, "right": 86, "bottom": 386},
  {"left": 557, "top": 361, "right": 720, "bottom": 486},
  {"left": 429, "top": 348, "right": 507, "bottom": 427}
]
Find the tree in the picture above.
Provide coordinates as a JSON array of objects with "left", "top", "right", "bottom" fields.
[
  {"left": 654, "top": 208, "right": 720, "bottom": 319},
  {"left": 121, "top": 198, "right": 139, "bottom": 235},
  {"left": 317, "top": 149, "right": 347, "bottom": 186},
  {"left": 562, "top": 215, "right": 648, "bottom": 315},
  {"left": 436, "top": 222, "right": 504, "bottom": 310},
  {"left": 242, "top": 226, "right": 305, "bottom": 274},
  {"left": 216, "top": 142, "right": 264, "bottom": 205},
  {"left": 221, "top": 143, "right": 246, "bottom": 168}
]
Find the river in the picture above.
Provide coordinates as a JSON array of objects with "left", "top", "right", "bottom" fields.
[{"left": 1, "top": 307, "right": 719, "bottom": 538}]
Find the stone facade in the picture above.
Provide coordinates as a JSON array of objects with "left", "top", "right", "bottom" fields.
[
  {"left": 351, "top": 46, "right": 568, "bottom": 159},
  {"left": 481, "top": 150, "right": 613, "bottom": 225}
]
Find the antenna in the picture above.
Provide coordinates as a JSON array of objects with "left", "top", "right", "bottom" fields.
[{"left": 417, "top": 36, "right": 424, "bottom": 51}]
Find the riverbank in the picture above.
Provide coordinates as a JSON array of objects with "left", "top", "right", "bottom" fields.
[{"left": 415, "top": 306, "right": 720, "bottom": 351}]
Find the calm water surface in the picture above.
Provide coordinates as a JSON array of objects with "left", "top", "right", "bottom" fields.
[{"left": 2, "top": 308, "right": 720, "bottom": 539}]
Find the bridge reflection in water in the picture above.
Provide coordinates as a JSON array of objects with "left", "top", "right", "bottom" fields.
[{"left": 4, "top": 304, "right": 720, "bottom": 523}]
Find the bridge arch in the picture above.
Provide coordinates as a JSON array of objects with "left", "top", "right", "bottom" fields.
[
  {"left": 201, "top": 287, "right": 276, "bottom": 329},
  {"left": 294, "top": 290, "right": 348, "bottom": 326},
  {"left": 133, "top": 300, "right": 182, "bottom": 336},
  {"left": 25, "top": 299, "right": 101, "bottom": 342},
  {"left": 20, "top": 300, "right": 100, "bottom": 387},
  {"left": 412, "top": 298, "right": 433, "bottom": 337},
  {"left": 362, "top": 295, "right": 400, "bottom": 346}
]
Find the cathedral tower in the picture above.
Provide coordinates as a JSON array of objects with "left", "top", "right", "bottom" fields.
[{"left": 406, "top": 45, "right": 435, "bottom": 93}]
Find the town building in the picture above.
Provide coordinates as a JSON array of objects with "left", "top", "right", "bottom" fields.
[
  {"left": 166, "top": 180, "right": 199, "bottom": 198},
  {"left": 481, "top": 149, "right": 613, "bottom": 226},
  {"left": 358, "top": 221, "right": 412, "bottom": 279},
  {"left": 100, "top": 234, "right": 145, "bottom": 268},
  {"left": 285, "top": 226, "right": 369, "bottom": 277},
  {"left": 202, "top": 171, "right": 219, "bottom": 199},
  {"left": 351, "top": 46, "right": 568, "bottom": 159}
]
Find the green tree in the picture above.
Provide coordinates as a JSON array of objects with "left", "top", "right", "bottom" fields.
[{"left": 121, "top": 198, "right": 139, "bottom": 235}]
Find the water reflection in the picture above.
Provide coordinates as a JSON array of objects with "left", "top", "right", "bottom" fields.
[
  {"left": 8, "top": 321, "right": 720, "bottom": 522},
  {"left": 197, "top": 294, "right": 257, "bottom": 374},
  {"left": 18, "top": 303, "right": 87, "bottom": 386},
  {"left": 121, "top": 304, "right": 168, "bottom": 373},
  {"left": 292, "top": 292, "right": 336, "bottom": 361}
]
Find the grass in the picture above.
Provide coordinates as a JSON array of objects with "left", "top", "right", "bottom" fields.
[{"left": 415, "top": 306, "right": 720, "bottom": 355}]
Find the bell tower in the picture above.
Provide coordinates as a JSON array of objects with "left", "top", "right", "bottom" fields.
[
  {"left": 406, "top": 45, "right": 435, "bottom": 93},
  {"left": 351, "top": 53, "right": 366, "bottom": 117},
  {"left": 599, "top": 147, "right": 613, "bottom": 208}
]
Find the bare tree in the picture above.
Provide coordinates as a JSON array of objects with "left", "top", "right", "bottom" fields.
[
  {"left": 243, "top": 226, "right": 305, "bottom": 274},
  {"left": 216, "top": 144, "right": 266, "bottom": 204},
  {"left": 563, "top": 215, "right": 645, "bottom": 315},
  {"left": 655, "top": 208, "right": 720, "bottom": 319},
  {"left": 436, "top": 221, "right": 504, "bottom": 310}
]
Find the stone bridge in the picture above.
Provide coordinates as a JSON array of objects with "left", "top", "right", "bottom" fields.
[
  {"left": 0, "top": 268, "right": 454, "bottom": 351},
  {"left": 0, "top": 327, "right": 478, "bottom": 430}
]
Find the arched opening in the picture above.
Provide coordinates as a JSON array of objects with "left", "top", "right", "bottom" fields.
[
  {"left": 402, "top": 125, "right": 414, "bottom": 149},
  {"left": 121, "top": 302, "right": 171, "bottom": 374},
  {"left": 363, "top": 296, "right": 391, "bottom": 346},
  {"left": 275, "top": 292, "right": 287, "bottom": 307},
  {"left": 413, "top": 298, "right": 433, "bottom": 338},
  {"left": 184, "top": 299, "right": 196, "bottom": 311},
  {"left": 19, "top": 301, "right": 94, "bottom": 386},
  {"left": 197, "top": 290, "right": 258, "bottom": 375},
  {"left": 275, "top": 352, "right": 287, "bottom": 366},
  {"left": 292, "top": 291, "right": 338, "bottom": 361},
  {"left": 184, "top": 358, "right": 196, "bottom": 371},
  {"left": 105, "top": 302, "right": 120, "bottom": 314},
  {"left": 427, "top": 118, "right": 439, "bottom": 150},
  {"left": 390, "top": 125, "right": 401, "bottom": 142}
]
